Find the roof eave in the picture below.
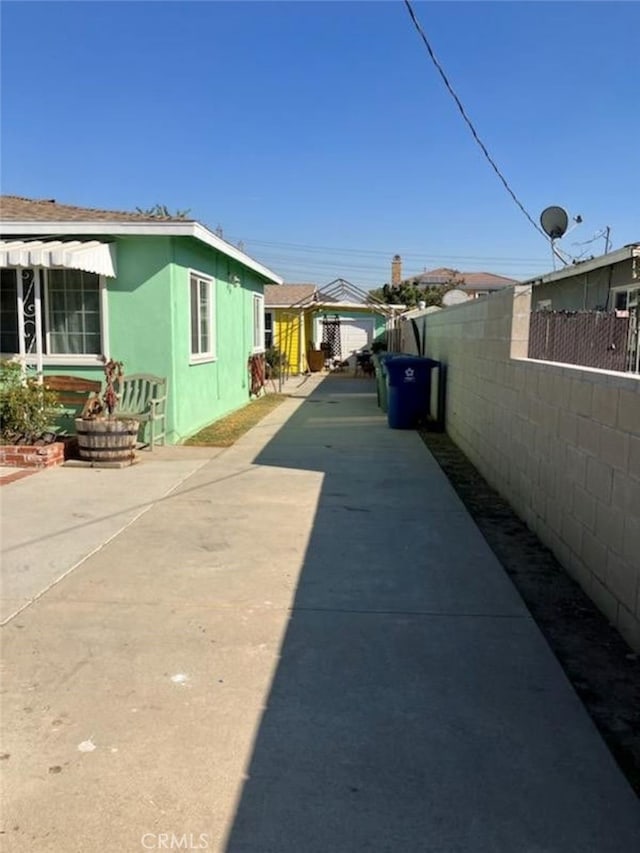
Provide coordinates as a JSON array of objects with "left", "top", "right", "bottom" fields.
[
  {"left": 526, "top": 244, "right": 640, "bottom": 287},
  {"left": 265, "top": 303, "right": 313, "bottom": 309},
  {"left": 0, "top": 219, "right": 283, "bottom": 284}
]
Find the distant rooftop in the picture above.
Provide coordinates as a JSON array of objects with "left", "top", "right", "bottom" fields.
[{"left": 402, "top": 267, "right": 518, "bottom": 290}]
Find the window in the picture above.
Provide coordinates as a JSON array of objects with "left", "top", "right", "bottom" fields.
[
  {"left": 264, "top": 311, "right": 274, "bottom": 349},
  {"left": 0, "top": 267, "right": 105, "bottom": 361},
  {"left": 614, "top": 291, "right": 628, "bottom": 311},
  {"left": 190, "top": 272, "right": 215, "bottom": 361},
  {"left": 253, "top": 293, "right": 265, "bottom": 352},
  {"left": 0, "top": 269, "right": 19, "bottom": 354},
  {"left": 612, "top": 287, "right": 639, "bottom": 317},
  {"left": 45, "top": 269, "right": 101, "bottom": 354}
]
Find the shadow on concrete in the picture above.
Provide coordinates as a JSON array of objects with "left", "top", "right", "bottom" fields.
[{"left": 223, "top": 377, "right": 640, "bottom": 852}]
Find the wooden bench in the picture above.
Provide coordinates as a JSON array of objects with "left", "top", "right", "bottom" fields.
[
  {"left": 44, "top": 375, "right": 103, "bottom": 429},
  {"left": 115, "top": 373, "right": 167, "bottom": 449}
]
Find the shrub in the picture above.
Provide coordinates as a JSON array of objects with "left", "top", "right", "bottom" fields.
[
  {"left": 265, "top": 346, "right": 288, "bottom": 378},
  {"left": 0, "top": 360, "right": 60, "bottom": 444}
]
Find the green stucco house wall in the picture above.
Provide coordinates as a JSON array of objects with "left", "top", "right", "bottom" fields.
[{"left": 0, "top": 196, "right": 283, "bottom": 443}]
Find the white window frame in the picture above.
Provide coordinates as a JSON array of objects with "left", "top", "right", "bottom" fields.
[
  {"left": 189, "top": 269, "right": 216, "bottom": 364},
  {"left": 42, "top": 268, "right": 107, "bottom": 363},
  {"left": 1, "top": 267, "right": 109, "bottom": 367},
  {"left": 252, "top": 293, "right": 265, "bottom": 353}
]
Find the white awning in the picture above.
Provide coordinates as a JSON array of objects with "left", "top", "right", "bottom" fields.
[{"left": 0, "top": 239, "right": 117, "bottom": 277}]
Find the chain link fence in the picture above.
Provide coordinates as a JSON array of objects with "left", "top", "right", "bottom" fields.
[{"left": 528, "top": 310, "right": 634, "bottom": 372}]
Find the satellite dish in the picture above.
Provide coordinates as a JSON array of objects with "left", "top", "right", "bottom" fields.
[
  {"left": 540, "top": 206, "right": 569, "bottom": 240},
  {"left": 442, "top": 288, "right": 468, "bottom": 306}
]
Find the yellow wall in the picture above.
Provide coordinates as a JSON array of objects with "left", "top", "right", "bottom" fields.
[
  {"left": 271, "top": 309, "right": 317, "bottom": 374},
  {"left": 274, "top": 309, "right": 302, "bottom": 374}
]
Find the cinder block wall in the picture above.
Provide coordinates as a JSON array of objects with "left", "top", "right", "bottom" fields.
[{"left": 402, "top": 287, "right": 640, "bottom": 650}]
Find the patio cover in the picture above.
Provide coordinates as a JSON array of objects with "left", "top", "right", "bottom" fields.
[
  {"left": 0, "top": 239, "right": 117, "bottom": 277},
  {"left": 288, "top": 278, "right": 401, "bottom": 317}
]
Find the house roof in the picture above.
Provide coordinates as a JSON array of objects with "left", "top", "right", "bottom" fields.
[
  {"left": 0, "top": 195, "right": 283, "bottom": 284},
  {"left": 403, "top": 268, "right": 517, "bottom": 290},
  {"left": 524, "top": 242, "right": 640, "bottom": 287},
  {"left": 0, "top": 195, "right": 195, "bottom": 223},
  {"left": 264, "top": 283, "right": 317, "bottom": 306},
  {"left": 459, "top": 272, "right": 518, "bottom": 289}
]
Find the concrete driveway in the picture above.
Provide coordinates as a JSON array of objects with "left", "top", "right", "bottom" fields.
[
  {"left": 0, "top": 446, "right": 221, "bottom": 625},
  {"left": 1, "top": 375, "right": 639, "bottom": 852}
]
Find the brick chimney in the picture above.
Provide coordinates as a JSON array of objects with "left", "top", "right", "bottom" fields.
[{"left": 391, "top": 254, "right": 402, "bottom": 287}]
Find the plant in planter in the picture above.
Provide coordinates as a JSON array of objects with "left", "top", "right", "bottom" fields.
[
  {"left": 0, "top": 360, "right": 59, "bottom": 445},
  {"left": 75, "top": 359, "right": 140, "bottom": 466}
]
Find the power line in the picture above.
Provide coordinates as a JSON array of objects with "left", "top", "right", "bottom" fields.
[
  {"left": 227, "top": 235, "right": 550, "bottom": 265},
  {"left": 246, "top": 247, "right": 550, "bottom": 284},
  {"left": 402, "top": 0, "right": 551, "bottom": 244},
  {"left": 251, "top": 254, "right": 549, "bottom": 275},
  {"left": 256, "top": 260, "right": 543, "bottom": 285}
]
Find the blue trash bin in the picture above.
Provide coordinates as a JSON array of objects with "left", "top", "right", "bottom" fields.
[
  {"left": 376, "top": 353, "right": 415, "bottom": 413},
  {"left": 385, "top": 356, "right": 433, "bottom": 429}
]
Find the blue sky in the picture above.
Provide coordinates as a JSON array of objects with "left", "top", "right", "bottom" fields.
[{"left": 2, "top": 1, "right": 638, "bottom": 287}]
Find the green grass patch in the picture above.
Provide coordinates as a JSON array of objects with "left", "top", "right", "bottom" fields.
[{"left": 185, "top": 394, "right": 287, "bottom": 447}]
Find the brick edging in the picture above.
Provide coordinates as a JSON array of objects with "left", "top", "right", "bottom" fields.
[{"left": 0, "top": 442, "right": 65, "bottom": 469}]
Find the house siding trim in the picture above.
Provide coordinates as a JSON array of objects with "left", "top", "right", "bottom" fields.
[{"left": 1, "top": 220, "right": 283, "bottom": 284}]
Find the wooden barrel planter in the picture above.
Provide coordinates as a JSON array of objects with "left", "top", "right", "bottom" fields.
[
  {"left": 75, "top": 417, "right": 140, "bottom": 466},
  {"left": 307, "top": 349, "right": 325, "bottom": 372}
]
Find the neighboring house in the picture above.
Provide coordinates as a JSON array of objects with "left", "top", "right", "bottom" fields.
[
  {"left": 265, "top": 279, "right": 399, "bottom": 374},
  {"left": 264, "top": 284, "right": 317, "bottom": 374},
  {"left": 408, "top": 268, "right": 517, "bottom": 299},
  {"left": 525, "top": 242, "right": 640, "bottom": 373},
  {"left": 526, "top": 242, "right": 640, "bottom": 312},
  {"left": 390, "top": 255, "right": 516, "bottom": 299},
  {"left": 0, "top": 195, "right": 283, "bottom": 443}
]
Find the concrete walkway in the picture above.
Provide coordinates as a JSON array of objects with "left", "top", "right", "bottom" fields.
[
  {"left": 0, "top": 447, "right": 221, "bottom": 625},
  {"left": 1, "top": 375, "right": 639, "bottom": 852}
]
